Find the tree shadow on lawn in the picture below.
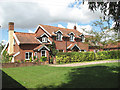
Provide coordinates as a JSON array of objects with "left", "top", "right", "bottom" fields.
[
  {"left": 2, "top": 70, "right": 26, "bottom": 89},
  {"left": 36, "top": 65, "right": 120, "bottom": 89}
]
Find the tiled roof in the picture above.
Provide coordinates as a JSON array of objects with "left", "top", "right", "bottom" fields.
[
  {"left": 33, "top": 45, "right": 43, "bottom": 50},
  {"left": 67, "top": 42, "right": 88, "bottom": 50},
  {"left": 15, "top": 32, "right": 40, "bottom": 44},
  {"left": 33, "top": 44, "right": 50, "bottom": 51},
  {"left": 104, "top": 42, "right": 120, "bottom": 49},
  {"left": 39, "top": 24, "right": 82, "bottom": 38}
]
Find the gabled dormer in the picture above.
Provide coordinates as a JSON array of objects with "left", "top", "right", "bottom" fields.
[
  {"left": 37, "top": 33, "right": 52, "bottom": 44},
  {"left": 80, "top": 34, "right": 85, "bottom": 42},
  {"left": 55, "top": 30, "right": 63, "bottom": 41},
  {"left": 68, "top": 32, "right": 75, "bottom": 42},
  {"left": 40, "top": 33, "right": 49, "bottom": 43}
]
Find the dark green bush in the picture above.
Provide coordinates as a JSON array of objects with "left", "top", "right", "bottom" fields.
[
  {"left": 56, "top": 50, "right": 120, "bottom": 64},
  {"left": 40, "top": 56, "right": 47, "bottom": 62}
]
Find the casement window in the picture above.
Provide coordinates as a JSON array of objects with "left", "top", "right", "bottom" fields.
[
  {"left": 34, "top": 52, "right": 37, "bottom": 58},
  {"left": 70, "top": 35, "right": 74, "bottom": 41},
  {"left": 42, "top": 37, "right": 48, "bottom": 43},
  {"left": 58, "top": 50, "right": 64, "bottom": 52},
  {"left": 41, "top": 50, "right": 46, "bottom": 57},
  {"left": 57, "top": 32, "right": 62, "bottom": 41},
  {"left": 25, "top": 52, "right": 33, "bottom": 60}
]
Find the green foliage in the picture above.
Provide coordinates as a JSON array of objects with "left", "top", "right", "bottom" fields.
[
  {"left": 40, "top": 56, "right": 47, "bottom": 62},
  {"left": 30, "top": 57, "right": 32, "bottom": 62},
  {"left": 17, "top": 60, "right": 20, "bottom": 63},
  {"left": 36, "top": 58, "right": 39, "bottom": 62},
  {"left": 48, "top": 41, "right": 58, "bottom": 57},
  {"left": 25, "top": 60, "right": 27, "bottom": 62},
  {"left": 33, "top": 56, "right": 36, "bottom": 60},
  {"left": 56, "top": 50, "right": 120, "bottom": 64},
  {"left": 2, "top": 50, "right": 10, "bottom": 63}
]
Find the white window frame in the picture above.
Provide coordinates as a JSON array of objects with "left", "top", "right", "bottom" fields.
[
  {"left": 56, "top": 32, "right": 62, "bottom": 41},
  {"left": 42, "top": 37, "right": 48, "bottom": 43},
  {"left": 25, "top": 52, "right": 33, "bottom": 60},
  {"left": 34, "top": 52, "right": 37, "bottom": 58},
  {"left": 41, "top": 50, "right": 46, "bottom": 57},
  {"left": 70, "top": 34, "right": 74, "bottom": 41}
]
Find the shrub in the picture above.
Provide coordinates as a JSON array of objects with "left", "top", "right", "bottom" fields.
[
  {"left": 25, "top": 60, "right": 27, "bottom": 62},
  {"left": 40, "top": 56, "right": 47, "bottom": 62},
  {"left": 33, "top": 56, "right": 36, "bottom": 60},
  {"left": 17, "top": 60, "right": 20, "bottom": 63},
  {"left": 30, "top": 57, "right": 32, "bottom": 62},
  {"left": 56, "top": 50, "right": 120, "bottom": 64},
  {"left": 2, "top": 50, "right": 9, "bottom": 63},
  {"left": 36, "top": 58, "right": 39, "bottom": 62}
]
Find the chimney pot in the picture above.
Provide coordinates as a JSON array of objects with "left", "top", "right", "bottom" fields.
[
  {"left": 74, "top": 25, "right": 77, "bottom": 30},
  {"left": 9, "top": 22, "right": 14, "bottom": 30}
]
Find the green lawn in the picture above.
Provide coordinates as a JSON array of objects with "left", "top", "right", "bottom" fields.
[{"left": 2, "top": 62, "right": 120, "bottom": 88}]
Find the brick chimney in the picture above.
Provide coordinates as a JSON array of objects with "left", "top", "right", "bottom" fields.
[
  {"left": 74, "top": 25, "right": 77, "bottom": 30},
  {"left": 8, "top": 22, "right": 14, "bottom": 55}
]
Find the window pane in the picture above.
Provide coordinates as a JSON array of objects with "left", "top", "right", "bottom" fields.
[
  {"left": 25, "top": 53, "right": 28, "bottom": 59},
  {"left": 29, "top": 52, "right": 32, "bottom": 58},
  {"left": 42, "top": 37, "right": 47, "bottom": 42},
  {"left": 42, "top": 51, "right": 45, "bottom": 56},
  {"left": 57, "top": 33, "right": 62, "bottom": 40}
]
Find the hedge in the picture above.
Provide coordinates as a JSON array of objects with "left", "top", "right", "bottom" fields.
[{"left": 56, "top": 50, "right": 120, "bottom": 64}]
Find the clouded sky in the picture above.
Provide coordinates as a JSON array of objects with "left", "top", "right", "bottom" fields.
[{"left": 0, "top": 0, "right": 104, "bottom": 42}]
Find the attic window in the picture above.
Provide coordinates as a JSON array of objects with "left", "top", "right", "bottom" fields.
[
  {"left": 70, "top": 34, "right": 74, "bottom": 41},
  {"left": 42, "top": 37, "right": 48, "bottom": 43},
  {"left": 81, "top": 34, "right": 85, "bottom": 42},
  {"left": 56, "top": 32, "right": 62, "bottom": 41}
]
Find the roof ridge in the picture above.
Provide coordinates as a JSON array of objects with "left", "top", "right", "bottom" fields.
[
  {"left": 39, "top": 24, "right": 82, "bottom": 33},
  {"left": 15, "top": 32, "right": 35, "bottom": 34}
]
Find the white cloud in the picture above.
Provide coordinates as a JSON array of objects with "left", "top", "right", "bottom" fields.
[
  {"left": 67, "top": 22, "right": 92, "bottom": 35},
  {"left": 28, "top": 30, "right": 34, "bottom": 33},
  {"left": 58, "top": 24, "right": 65, "bottom": 28},
  {"left": 0, "top": 0, "right": 103, "bottom": 29}
]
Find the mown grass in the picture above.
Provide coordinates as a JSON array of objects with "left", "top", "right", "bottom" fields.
[{"left": 2, "top": 62, "right": 120, "bottom": 88}]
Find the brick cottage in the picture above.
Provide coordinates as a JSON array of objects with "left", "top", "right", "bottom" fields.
[{"left": 2, "top": 22, "right": 91, "bottom": 62}]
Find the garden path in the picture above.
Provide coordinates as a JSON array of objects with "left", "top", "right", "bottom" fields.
[{"left": 49, "top": 60, "right": 120, "bottom": 67}]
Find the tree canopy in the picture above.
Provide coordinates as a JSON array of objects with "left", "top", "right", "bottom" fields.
[{"left": 76, "top": 0, "right": 120, "bottom": 32}]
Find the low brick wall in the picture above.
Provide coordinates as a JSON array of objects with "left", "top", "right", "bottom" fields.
[{"left": 1, "top": 62, "right": 48, "bottom": 68}]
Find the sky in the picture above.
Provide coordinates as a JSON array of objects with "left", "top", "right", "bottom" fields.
[{"left": 0, "top": 0, "right": 112, "bottom": 44}]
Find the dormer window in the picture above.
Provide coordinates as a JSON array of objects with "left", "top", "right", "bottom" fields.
[
  {"left": 57, "top": 32, "right": 62, "bottom": 41},
  {"left": 70, "top": 34, "right": 74, "bottom": 41},
  {"left": 69, "top": 32, "right": 75, "bottom": 42},
  {"left": 42, "top": 37, "right": 48, "bottom": 43},
  {"left": 81, "top": 34, "right": 85, "bottom": 42}
]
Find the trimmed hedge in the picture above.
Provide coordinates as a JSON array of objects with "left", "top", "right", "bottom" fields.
[{"left": 56, "top": 50, "right": 120, "bottom": 64}]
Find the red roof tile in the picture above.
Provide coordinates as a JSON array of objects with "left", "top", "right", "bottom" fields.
[
  {"left": 104, "top": 42, "right": 120, "bottom": 48},
  {"left": 39, "top": 24, "right": 82, "bottom": 38},
  {"left": 15, "top": 32, "right": 40, "bottom": 44}
]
